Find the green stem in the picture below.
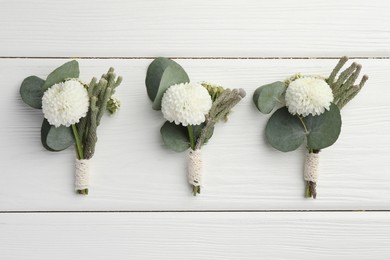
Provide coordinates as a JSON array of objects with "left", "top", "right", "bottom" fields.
[
  {"left": 305, "top": 181, "right": 311, "bottom": 198},
  {"left": 77, "top": 189, "right": 88, "bottom": 195},
  {"left": 71, "top": 124, "right": 84, "bottom": 160},
  {"left": 187, "top": 125, "right": 195, "bottom": 150},
  {"left": 298, "top": 116, "right": 309, "bottom": 134},
  {"left": 188, "top": 125, "right": 199, "bottom": 196},
  {"left": 192, "top": 185, "right": 200, "bottom": 196},
  {"left": 73, "top": 144, "right": 80, "bottom": 160},
  {"left": 72, "top": 124, "right": 88, "bottom": 195}
]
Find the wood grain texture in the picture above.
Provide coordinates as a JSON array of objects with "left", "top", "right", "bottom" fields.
[
  {"left": 0, "top": 212, "right": 389, "bottom": 259},
  {"left": 1, "top": 58, "right": 389, "bottom": 211},
  {"left": 2, "top": 1, "right": 390, "bottom": 258},
  {"left": 1, "top": 0, "right": 389, "bottom": 57}
]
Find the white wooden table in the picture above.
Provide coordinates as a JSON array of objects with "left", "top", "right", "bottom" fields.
[{"left": 1, "top": 1, "right": 390, "bottom": 259}]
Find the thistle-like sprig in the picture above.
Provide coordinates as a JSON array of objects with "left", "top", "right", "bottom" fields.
[
  {"left": 305, "top": 57, "right": 369, "bottom": 198},
  {"left": 196, "top": 88, "right": 246, "bottom": 150},
  {"left": 75, "top": 68, "right": 122, "bottom": 194},
  {"left": 327, "top": 56, "right": 369, "bottom": 109},
  {"left": 191, "top": 88, "right": 246, "bottom": 195}
]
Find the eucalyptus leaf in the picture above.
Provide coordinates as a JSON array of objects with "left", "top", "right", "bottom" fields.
[
  {"left": 304, "top": 103, "right": 342, "bottom": 150},
  {"left": 146, "top": 57, "right": 174, "bottom": 101},
  {"left": 20, "top": 76, "right": 45, "bottom": 109},
  {"left": 265, "top": 107, "right": 306, "bottom": 152},
  {"left": 266, "top": 104, "right": 342, "bottom": 152},
  {"left": 145, "top": 57, "right": 189, "bottom": 110},
  {"left": 253, "top": 81, "right": 286, "bottom": 114},
  {"left": 41, "top": 119, "right": 75, "bottom": 151},
  {"left": 160, "top": 121, "right": 190, "bottom": 152},
  {"left": 42, "top": 60, "right": 80, "bottom": 91}
]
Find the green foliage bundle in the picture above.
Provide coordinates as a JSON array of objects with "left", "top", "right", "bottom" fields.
[
  {"left": 20, "top": 61, "right": 122, "bottom": 195},
  {"left": 146, "top": 57, "right": 246, "bottom": 195},
  {"left": 253, "top": 57, "right": 368, "bottom": 198}
]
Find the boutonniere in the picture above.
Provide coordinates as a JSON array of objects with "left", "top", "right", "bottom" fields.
[
  {"left": 146, "top": 57, "right": 246, "bottom": 195},
  {"left": 20, "top": 61, "right": 122, "bottom": 195},
  {"left": 253, "top": 57, "right": 368, "bottom": 198}
]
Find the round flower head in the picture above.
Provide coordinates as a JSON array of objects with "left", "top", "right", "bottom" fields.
[
  {"left": 161, "top": 82, "right": 212, "bottom": 126},
  {"left": 42, "top": 79, "right": 89, "bottom": 127},
  {"left": 285, "top": 77, "right": 334, "bottom": 117}
]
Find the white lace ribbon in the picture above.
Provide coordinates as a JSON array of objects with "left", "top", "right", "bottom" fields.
[
  {"left": 188, "top": 149, "right": 202, "bottom": 187},
  {"left": 304, "top": 152, "right": 319, "bottom": 183},
  {"left": 75, "top": 159, "right": 90, "bottom": 190}
]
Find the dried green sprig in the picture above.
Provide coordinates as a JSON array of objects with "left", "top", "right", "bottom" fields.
[
  {"left": 191, "top": 88, "right": 246, "bottom": 195},
  {"left": 327, "top": 56, "right": 368, "bottom": 109},
  {"left": 305, "top": 57, "right": 369, "bottom": 199},
  {"left": 196, "top": 88, "right": 246, "bottom": 149},
  {"left": 76, "top": 68, "right": 122, "bottom": 194}
]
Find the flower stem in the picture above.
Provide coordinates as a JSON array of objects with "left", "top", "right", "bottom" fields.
[
  {"left": 187, "top": 125, "right": 195, "bottom": 150},
  {"left": 298, "top": 116, "right": 309, "bottom": 134},
  {"left": 77, "top": 189, "right": 88, "bottom": 195},
  {"left": 192, "top": 185, "right": 200, "bottom": 196},
  {"left": 72, "top": 124, "right": 88, "bottom": 195},
  {"left": 73, "top": 144, "right": 80, "bottom": 160},
  {"left": 188, "top": 125, "right": 199, "bottom": 196},
  {"left": 71, "top": 124, "right": 84, "bottom": 160},
  {"left": 305, "top": 181, "right": 317, "bottom": 199},
  {"left": 305, "top": 181, "right": 311, "bottom": 198}
]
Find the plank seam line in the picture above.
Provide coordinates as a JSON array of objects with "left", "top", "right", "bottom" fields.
[
  {"left": 1, "top": 210, "right": 389, "bottom": 214},
  {"left": 0, "top": 56, "right": 389, "bottom": 60}
]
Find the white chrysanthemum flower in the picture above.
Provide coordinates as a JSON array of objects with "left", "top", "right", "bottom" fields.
[
  {"left": 161, "top": 82, "right": 212, "bottom": 126},
  {"left": 42, "top": 79, "right": 89, "bottom": 127},
  {"left": 285, "top": 77, "right": 334, "bottom": 117}
]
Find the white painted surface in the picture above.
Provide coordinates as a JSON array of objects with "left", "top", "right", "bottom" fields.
[
  {"left": 1, "top": 58, "right": 389, "bottom": 211},
  {"left": 1, "top": 0, "right": 390, "bottom": 258},
  {"left": 0, "top": 0, "right": 389, "bottom": 57},
  {"left": 1, "top": 212, "right": 390, "bottom": 260}
]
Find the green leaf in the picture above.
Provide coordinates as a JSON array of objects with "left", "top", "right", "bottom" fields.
[
  {"left": 145, "top": 57, "right": 189, "bottom": 110},
  {"left": 160, "top": 121, "right": 190, "bottom": 152},
  {"left": 146, "top": 57, "right": 172, "bottom": 101},
  {"left": 253, "top": 81, "right": 286, "bottom": 114},
  {"left": 42, "top": 60, "right": 80, "bottom": 91},
  {"left": 160, "top": 121, "right": 214, "bottom": 152},
  {"left": 304, "top": 103, "right": 342, "bottom": 150},
  {"left": 20, "top": 76, "right": 45, "bottom": 109},
  {"left": 41, "top": 119, "right": 75, "bottom": 151},
  {"left": 265, "top": 107, "right": 306, "bottom": 152},
  {"left": 265, "top": 104, "right": 342, "bottom": 152}
]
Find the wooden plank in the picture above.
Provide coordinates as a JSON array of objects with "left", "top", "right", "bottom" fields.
[
  {"left": 1, "top": 0, "right": 389, "bottom": 57},
  {"left": 0, "top": 212, "right": 389, "bottom": 259},
  {"left": 1, "top": 58, "right": 389, "bottom": 211}
]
